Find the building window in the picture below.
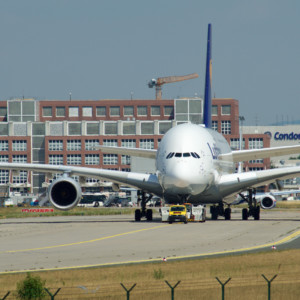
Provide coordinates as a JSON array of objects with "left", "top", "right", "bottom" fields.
[
  {"left": 56, "top": 107, "right": 65, "bottom": 117},
  {"left": 85, "top": 154, "right": 100, "bottom": 165},
  {"left": 121, "top": 155, "right": 131, "bottom": 165},
  {"left": 139, "top": 139, "right": 154, "bottom": 149},
  {"left": 12, "top": 140, "right": 27, "bottom": 151},
  {"left": 110, "top": 106, "right": 120, "bottom": 116},
  {"left": 42, "top": 107, "right": 52, "bottom": 117},
  {"left": 86, "top": 123, "right": 100, "bottom": 135},
  {"left": 164, "top": 106, "right": 173, "bottom": 116},
  {"left": 230, "top": 138, "right": 245, "bottom": 150},
  {"left": 121, "top": 139, "right": 136, "bottom": 148},
  {"left": 96, "top": 106, "right": 106, "bottom": 116},
  {"left": 67, "top": 140, "right": 81, "bottom": 151},
  {"left": 13, "top": 171, "right": 27, "bottom": 184},
  {"left": 0, "top": 107, "right": 7, "bottom": 117},
  {"left": 82, "top": 106, "right": 93, "bottom": 117},
  {"left": 0, "top": 140, "right": 8, "bottom": 151},
  {"left": 103, "top": 139, "right": 118, "bottom": 147},
  {"left": 249, "top": 138, "right": 263, "bottom": 149},
  {"left": 69, "top": 106, "right": 79, "bottom": 117},
  {"left": 13, "top": 155, "right": 27, "bottom": 163},
  {"left": 212, "top": 121, "right": 218, "bottom": 131},
  {"left": 49, "top": 140, "right": 63, "bottom": 151},
  {"left": 32, "top": 123, "right": 45, "bottom": 135},
  {"left": 221, "top": 121, "right": 231, "bottom": 135},
  {"left": 212, "top": 105, "right": 218, "bottom": 116},
  {"left": 249, "top": 167, "right": 264, "bottom": 171},
  {"left": 49, "top": 154, "right": 63, "bottom": 165},
  {"left": 151, "top": 106, "right": 160, "bottom": 116},
  {"left": 0, "top": 170, "right": 9, "bottom": 184},
  {"left": 137, "top": 106, "right": 147, "bottom": 116},
  {"left": 0, "top": 124, "right": 8, "bottom": 136},
  {"left": 0, "top": 155, "right": 8, "bottom": 162},
  {"left": 141, "top": 122, "right": 154, "bottom": 134},
  {"left": 67, "top": 154, "right": 82, "bottom": 165},
  {"left": 221, "top": 105, "right": 231, "bottom": 115},
  {"left": 68, "top": 123, "right": 81, "bottom": 135},
  {"left": 124, "top": 106, "right": 134, "bottom": 116},
  {"left": 85, "top": 139, "right": 99, "bottom": 150},
  {"left": 159, "top": 122, "right": 172, "bottom": 134},
  {"left": 122, "top": 122, "right": 135, "bottom": 135},
  {"left": 104, "top": 122, "right": 117, "bottom": 135},
  {"left": 103, "top": 154, "right": 118, "bottom": 165},
  {"left": 249, "top": 159, "right": 264, "bottom": 164}
]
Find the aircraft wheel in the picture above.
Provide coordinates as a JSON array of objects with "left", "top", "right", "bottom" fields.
[
  {"left": 135, "top": 209, "right": 141, "bottom": 221},
  {"left": 254, "top": 206, "right": 260, "bottom": 220},
  {"left": 224, "top": 208, "right": 231, "bottom": 220},
  {"left": 242, "top": 208, "right": 248, "bottom": 220},
  {"left": 146, "top": 209, "right": 153, "bottom": 221},
  {"left": 211, "top": 207, "right": 218, "bottom": 220}
]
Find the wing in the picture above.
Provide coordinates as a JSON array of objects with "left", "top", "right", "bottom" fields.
[
  {"left": 219, "top": 144, "right": 300, "bottom": 163},
  {"left": 97, "top": 146, "right": 157, "bottom": 159},
  {"left": 0, "top": 163, "right": 163, "bottom": 195},
  {"left": 217, "top": 166, "right": 300, "bottom": 200}
]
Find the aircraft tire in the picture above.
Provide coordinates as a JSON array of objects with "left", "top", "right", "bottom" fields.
[
  {"left": 224, "top": 208, "right": 231, "bottom": 220},
  {"left": 146, "top": 209, "right": 153, "bottom": 221},
  {"left": 242, "top": 208, "right": 248, "bottom": 220},
  {"left": 135, "top": 209, "right": 141, "bottom": 221},
  {"left": 254, "top": 206, "right": 260, "bottom": 220}
]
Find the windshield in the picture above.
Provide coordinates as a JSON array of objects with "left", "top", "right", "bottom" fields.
[{"left": 170, "top": 206, "right": 185, "bottom": 212}]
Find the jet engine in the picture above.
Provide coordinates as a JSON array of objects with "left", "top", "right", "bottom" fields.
[
  {"left": 260, "top": 195, "right": 276, "bottom": 209},
  {"left": 48, "top": 176, "right": 82, "bottom": 210}
]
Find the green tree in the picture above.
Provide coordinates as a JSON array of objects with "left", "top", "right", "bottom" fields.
[{"left": 16, "top": 273, "right": 46, "bottom": 300}]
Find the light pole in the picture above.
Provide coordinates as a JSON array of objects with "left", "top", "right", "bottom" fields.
[{"left": 238, "top": 116, "right": 245, "bottom": 172}]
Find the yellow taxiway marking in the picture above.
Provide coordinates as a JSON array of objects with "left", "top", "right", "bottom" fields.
[
  {"left": 1, "top": 229, "right": 300, "bottom": 275},
  {"left": 0, "top": 224, "right": 169, "bottom": 254}
]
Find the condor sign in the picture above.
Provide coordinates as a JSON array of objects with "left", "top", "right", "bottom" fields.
[{"left": 274, "top": 132, "right": 300, "bottom": 141}]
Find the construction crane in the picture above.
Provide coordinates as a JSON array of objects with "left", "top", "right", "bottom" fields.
[{"left": 148, "top": 73, "right": 199, "bottom": 100}]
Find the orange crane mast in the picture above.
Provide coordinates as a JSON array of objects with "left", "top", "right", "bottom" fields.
[{"left": 148, "top": 73, "right": 199, "bottom": 100}]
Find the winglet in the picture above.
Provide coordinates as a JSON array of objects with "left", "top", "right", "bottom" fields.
[{"left": 203, "top": 23, "right": 212, "bottom": 128}]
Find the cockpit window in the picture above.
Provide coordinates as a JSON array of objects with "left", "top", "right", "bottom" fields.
[
  {"left": 166, "top": 152, "right": 200, "bottom": 159},
  {"left": 166, "top": 152, "right": 175, "bottom": 159}
]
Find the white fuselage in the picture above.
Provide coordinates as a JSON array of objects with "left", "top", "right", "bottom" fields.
[{"left": 156, "top": 123, "right": 235, "bottom": 204}]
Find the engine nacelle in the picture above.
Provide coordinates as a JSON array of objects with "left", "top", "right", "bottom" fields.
[
  {"left": 48, "top": 176, "right": 82, "bottom": 210},
  {"left": 260, "top": 195, "right": 276, "bottom": 209}
]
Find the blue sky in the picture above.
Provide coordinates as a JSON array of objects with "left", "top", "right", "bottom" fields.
[{"left": 0, "top": 0, "right": 299, "bottom": 125}]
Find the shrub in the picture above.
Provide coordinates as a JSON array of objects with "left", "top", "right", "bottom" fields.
[
  {"left": 153, "top": 268, "right": 165, "bottom": 280},
  {"left": 16, "top": 273, "right": 46, "bottom": 300}
]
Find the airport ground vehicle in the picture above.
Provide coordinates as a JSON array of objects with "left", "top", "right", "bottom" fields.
[
  {"left": 78, "top": 193, "right": 107, "bottom": 207},
  {"left": 4, "top": 198, "right": 14, "bottom": 207},
  {"left": 160, "top": 203, "right": 206, "bottom": 223},
  {"left": 168, "top": 205, "right": 188, "bottom": 224}
]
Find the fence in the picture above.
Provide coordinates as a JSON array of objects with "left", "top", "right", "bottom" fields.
[{"left": 1, "top": 273, "right": 297, "bottom": 300}]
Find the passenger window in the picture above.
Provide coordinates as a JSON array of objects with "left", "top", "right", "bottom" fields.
[
  {"left": 183, "top": 153, "right": 191, "bottom": 157},
  {"left": 175, "top": 153, "right": 182, "bottom": 157}
]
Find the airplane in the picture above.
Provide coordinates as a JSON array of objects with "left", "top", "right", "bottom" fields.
[{"left": 0, "top": 24, "right": 300, "bottom": 222}]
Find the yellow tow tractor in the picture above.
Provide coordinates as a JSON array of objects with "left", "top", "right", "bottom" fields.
[{"left": 168, "top": 205, "right": 188, "bottom": 224}]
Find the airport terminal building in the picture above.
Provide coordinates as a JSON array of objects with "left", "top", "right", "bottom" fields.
[{"left": 0, "top": 97, "right": 298, "bottom": 196}]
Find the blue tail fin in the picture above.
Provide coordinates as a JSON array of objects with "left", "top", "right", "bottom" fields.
[{"left": 203, "top": 24, "right": 212, "bottom": 128}]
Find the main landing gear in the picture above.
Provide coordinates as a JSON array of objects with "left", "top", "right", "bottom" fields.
[
  {"left": 135, "top": 191, "right": 153, "bottom": 222},
  {"left": 210, "top": 202, "right": 231, "bottom": 220},
  {"left": 238, "top": 189, "right": 260, "bottom": 220}
]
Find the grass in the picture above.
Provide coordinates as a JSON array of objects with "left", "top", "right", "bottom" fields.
[
  {"left": 0, "top": 206, "right": 135, "bottom": 219},
  {"left": 0, "top": 250, "right": 300, "bottom": 299}
]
